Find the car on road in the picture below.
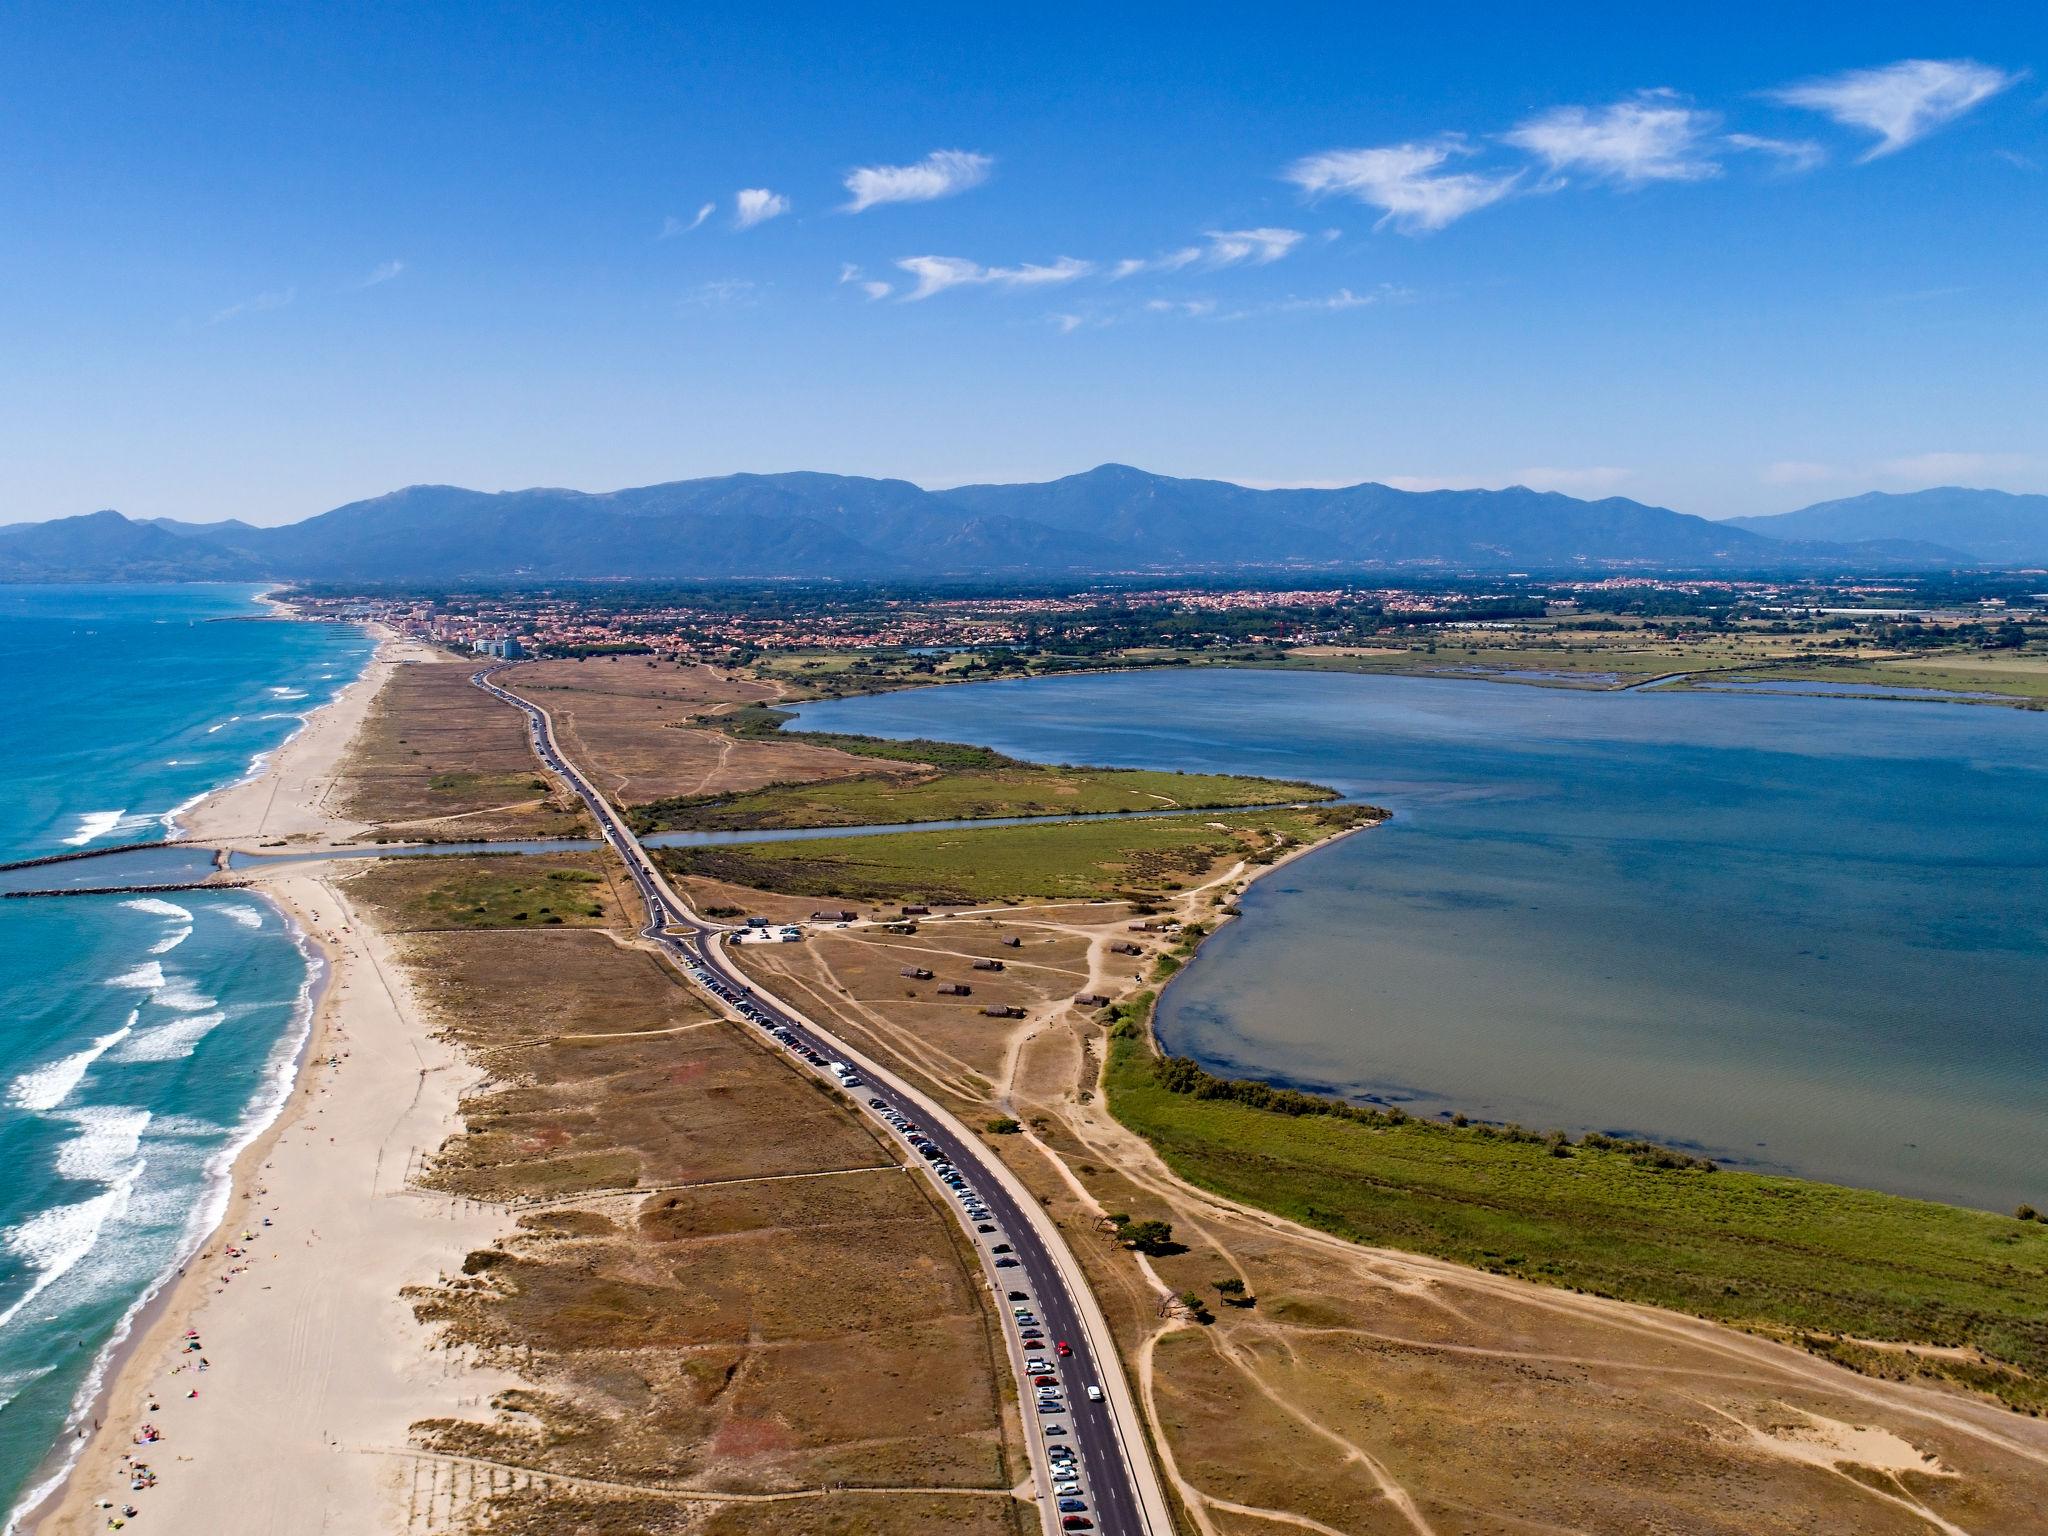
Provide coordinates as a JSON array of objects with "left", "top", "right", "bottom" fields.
[
  {"left": 1085, "top": 1385, "right": 1103, "bottom": 1402},
  {"left": 1057, "top": 1341, "right": 1073, "bottom": 1357}
]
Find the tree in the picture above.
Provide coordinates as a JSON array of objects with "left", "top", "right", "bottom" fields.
[{"left": 1121, "top": 1219, "right": 1176, "bottom": 1255}]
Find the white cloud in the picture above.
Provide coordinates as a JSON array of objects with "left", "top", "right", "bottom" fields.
[
  {"left": 896, "top": 254, "right": 1092, "bottom": 300},
  {"left": 1771, "top": 59, "right": 2018, "bottom": 160},
  {"left": 1284, "top": 139, "right": 1519, "bottom": 233},
  {"left": 1762, "top": 461, "right": 1841, "bottom": 485},
  {"left": 1144, "top": 298, "right": 1217, "bottom": 318},
  {"left": 842, "top": 149, "right": 994, "bottom": 212},
  {"left": 1504, "top": 93, "right": 1721, "bottom": 184},
  {"left": 838, "top": 264, "right": 892, "bottom": 300},
  {"left": 1725, "top": 133, "right": 1827, "bottom": 173},
  {"left": 733, "top": 188, "right": 790, "bottom": 229},
  {"left": 1202, "top": 227, "right": 1306, "bottom": 266},
  {"left": 1513, "top": 465, "right": 1634, "bottom": 494},
  {"left": 207, "top": 287, "right": 295, "bottom": 325},
  {"left": 1051, "top": 312, "right": 1088, "bottom": 334},
  {"left": 352, "top": 259, "right": 406, "bottom": 289},
  {"left": 1111, "top": 247, "right": 1202, "bottom": 280},
  {"left": 1880, "top": 450, "right": 2030, "bottom": 483},
  {"left": 661, "top": 203, "right": 716, "bottom": 239}
]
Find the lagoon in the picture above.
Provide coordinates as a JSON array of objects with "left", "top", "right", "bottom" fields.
[{"left": 795, "top": 669, "right": 2048, "bottom": 1213}]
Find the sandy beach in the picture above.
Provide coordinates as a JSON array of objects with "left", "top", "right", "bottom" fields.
[
  {"left": 27, "top": 630, "right": 510, "bottom": 1536},
  {"left": 177, "top": 622, "right": 436, "bottom": 849}
]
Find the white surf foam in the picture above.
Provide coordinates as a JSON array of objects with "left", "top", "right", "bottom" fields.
[
  {"left": 122, "top": 898, "right": 191, "bottom": 922},
  {"left": 218, "top": 904, "right": 264, "bottom": 930},
  {"left": 152, "top": 974, "right": 216, "bottom": 1013},
  {"left": 114, "top": 1011, "right": 225, "bottom": 1063},
  {"left": 266, "top": 686, "right": 307, "bottom": 700},
  {"left": 52, "top": 1107, "right": 152, "bottom": 1184},
  {"left": 0, "top": 1149, "right": 146, "bottom": 1336},
  {"left": 203, "top": 715, "right": 240, "bottom": 734},
  {"left": 104, "top": 961, "right": 164, "bottom": 992},
  {"left": 58, "top": 811, "right": 125, "bottom": 848},
  {"left": 6, "top": 1021, "right": 136, "bottom": 1114}
]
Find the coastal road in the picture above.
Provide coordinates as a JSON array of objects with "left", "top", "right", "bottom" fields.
[{"left": 473, "top": 667, "right": 1173, "bottom": 1536}]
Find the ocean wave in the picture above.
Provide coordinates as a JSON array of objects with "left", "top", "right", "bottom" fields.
[
  {"left": 114, "top": 1011, "right": 225, "bottom": 1062},
  {"left": 267, "top": 686, "right": 308, "bottom": 700},
  {"left": 0, "top": 1157, "right": 146, "bottom": 1336},
  {"left": 217, "top": 903, "right": 264, "bottom": 930},
  {"left": 6, "top": 1021, "right": 135, "bottom": 1114},
  {"left": 122, "top": 898, "right": 191, "bottom": 922},
  {"left": 104, "top": 961, "right": 164, "bottom": 992},
  {"left": 58, "top": 810, "right": 125, "bottom": 848},
  {"left": 147, "top": 925, "right": 191, "bottom": 956},
  {"left": 52, "top": 1107, "right": 152, "bottom": 1184},
  {"left": 152, "top": 974, "right": 216, "bottom": 1013},
  {"left": 203, "top": 715, "right": 240, "bottom": 734}
]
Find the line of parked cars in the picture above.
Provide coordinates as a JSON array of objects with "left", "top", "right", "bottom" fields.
[{"left": 686, "top": 950, "right": 1099, "bottom": 1529}]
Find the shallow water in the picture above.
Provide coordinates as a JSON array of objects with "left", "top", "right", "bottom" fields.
[
  {"left": 0, "top": 586, "right": 371, "bottom": 1526},
  {"left": 795, "top": 670, "right": 2048, "bottom": 1213}
]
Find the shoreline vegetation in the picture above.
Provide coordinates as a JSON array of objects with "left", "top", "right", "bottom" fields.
[{"left": 1103, "top": 942, "right": 2048, "bottom": 1417}]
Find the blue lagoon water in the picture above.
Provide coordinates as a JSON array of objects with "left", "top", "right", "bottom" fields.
[
  {"left": 0, "top": 586, "right": 373, "bottom": 1526},
  {"left": 795, "top": 670, "right": 2048, "bottom": 1214}
]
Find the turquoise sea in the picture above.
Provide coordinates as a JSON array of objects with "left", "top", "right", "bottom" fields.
[
  {"left": 796, "top": 669, "right": 2048, "bottom": 1214},
  {"left": 0, "top": 586, "right": 373, "bottom": 1528}
]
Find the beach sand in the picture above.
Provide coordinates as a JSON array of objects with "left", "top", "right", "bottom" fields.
[
  {"left": 178, "top": 624, "right": 436, "bottom": 848},
  {"left": 28, "top": 631, "right": 513, "bottom": 1536}
]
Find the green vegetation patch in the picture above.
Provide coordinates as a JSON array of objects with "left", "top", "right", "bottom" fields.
[
  {"left": 1106, "top": 1035, "right": 2048, "bottom": 1411},
  {"left": 636, "top": 762, "right": 1332, "bottom": 833},
  {"left": 352, "top": 852, "right": 613, "bottom": 930},
  {"left": 655, "top": 804, "right": 1378, "bottom": 905}
]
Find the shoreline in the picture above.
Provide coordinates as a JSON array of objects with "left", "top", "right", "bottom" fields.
[{"left": 21, "top": 608, "right": 503, "bottom": 1534}]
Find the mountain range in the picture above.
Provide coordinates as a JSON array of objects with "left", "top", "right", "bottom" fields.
[{"left": 2, "top": 466, "right": 2036, "bottom": 584}]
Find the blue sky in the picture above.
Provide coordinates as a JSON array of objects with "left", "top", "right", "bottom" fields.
[{"left": 1, "top": 3, "right": 2043, "bottom": 525}]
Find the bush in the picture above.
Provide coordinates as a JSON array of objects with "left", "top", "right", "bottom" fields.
[{"left": 985, "top": 1116, "right": 1021, "bottom": 1135}]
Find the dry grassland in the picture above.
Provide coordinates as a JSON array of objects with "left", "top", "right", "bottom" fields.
[
  {"left": 335, "top": 658, "right": 590, "bottom": 837},
  {"left": 343, "top": 857, "right": 1028, "bottom": 1534},
  {"left": 709, "top": 854, "right": 2048, "bottom": 1535},
  {"left": 503, "top": 656, "right": 885, "bottom": 802}
]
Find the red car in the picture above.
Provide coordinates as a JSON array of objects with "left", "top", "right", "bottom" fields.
[
  {"left": 1062, "top": 1519, "right": 1094, "bottom": 1531},
  {"left": 1056, "top": 1340, "right": 1073, "bottom": 1357}
]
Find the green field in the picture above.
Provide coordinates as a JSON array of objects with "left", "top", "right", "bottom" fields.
[
  {"left": 654, "top": 804, "right": 1379, "bottom": 905},
  {"left": 637, "top": 762, "right": 1333, "bottom": 833},
  {"left": 1105, "top": 1032, "right": 2048, "bottom": 1411}
]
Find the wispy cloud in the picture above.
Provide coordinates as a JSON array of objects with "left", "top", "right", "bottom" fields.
[
  {"left": 679, "top": 278, "right": 759, "bottom": 310},
  {"left": 1284, "top": 138, "right": 1519, "bottom": 233},
  {"left": 1144, "top": 298, "right": 1218, "bottom": 318},
  {"left": 207, "top": 287, "right": 296, "bottom": 325},
  {"left": 733, "top": 188, "right": 790, "bottom": 229},
  {"left": 351, "top": 259, "right": 406, "bottom": 290},
  {"left": 1880, "top": 450, "right": 2030, "bottom": 482},
  {"left": 1202, "top": 227, "right": 1306, "bottom": 266},
  {"left": 842, "top": 149, "right": 993, "bottom": 212},
  {"left": 1771, "top": 58, "right": 2019, "bottom": 160},
  {"left": 1725, "top": 133, "right": 1827, "bottom": 173},
  {"left": 896, "top": 254, "right": 1092, "bottom": 301},
  {"left": 838, "top": 263, "right": 893, "bottom": 300},
  {"left": 1112, "top": 247, "right": 1203, "bottom": 280},
  {"left": 1504, "top": 93, "right": 1722, "bottom": 184},
  {"left": 661, "top": 203, "right": 717, "bottom": 239}
]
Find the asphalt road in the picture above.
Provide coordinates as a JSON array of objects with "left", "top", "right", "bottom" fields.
[{"left": 474, "top": 667, "right": 1159, "bottom": 1536}]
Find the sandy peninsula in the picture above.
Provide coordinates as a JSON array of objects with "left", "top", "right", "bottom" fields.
[{"left": 29, "top": 629, "right": 508, "bottom": 1536}]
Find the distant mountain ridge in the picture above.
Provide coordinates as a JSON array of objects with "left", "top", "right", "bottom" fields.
[
  {"left": 1725, "top": 487, "right": 2048, "bottom": 566},
  {"left": 0, "top": 465, "right": 1994, "bottom": 583}
]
